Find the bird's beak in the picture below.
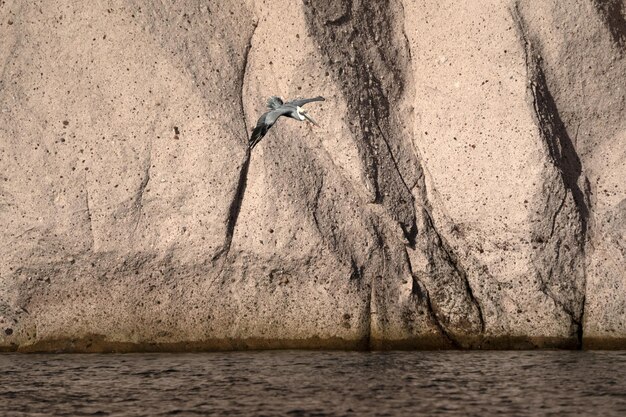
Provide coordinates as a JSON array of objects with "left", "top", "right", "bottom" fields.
[{"left": 302, "top": 112, "right": 319, "bottom": 127}]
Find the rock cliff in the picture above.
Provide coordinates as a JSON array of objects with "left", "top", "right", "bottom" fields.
[{"left": 1, "top": 0, "right": 624, "bottom": 351}]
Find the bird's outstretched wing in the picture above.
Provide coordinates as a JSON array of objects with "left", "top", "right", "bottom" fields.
[
  {"left": 249, "top": 108, "right": 291, "bottom": 149},
  {"left": 266, "top": 96, "right": 284, "bottom": 110},
  {"left": 286, "top": 96, "right": 325, "bottom": 107}
]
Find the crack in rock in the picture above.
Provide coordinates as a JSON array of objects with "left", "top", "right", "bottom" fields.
[
  {"left": 513, "top": 3, "right": 589, "bottom": 347},
  {"left": 240, "top": 21, "right": 258, "bottom": 140},
  {"left": 213, "top": 20, "right": 258, "bottom": 264},
  {"left": 304, "top": 0, "right": 486, "bottom": 346},
  {"left": 84, "top": 175, "right": 94, "bottom": 250},
  {"left": 212, "top": 151, "right": 251, "bottom": 264},
  {"left": 131, "top": 142, "right": 152, "bottom": 240},
  {"left": 420, "top": 208, "right": 485, "bottom": 335},
  {"left": 403, "top": 244, "right": 458, "bottom": 348}
]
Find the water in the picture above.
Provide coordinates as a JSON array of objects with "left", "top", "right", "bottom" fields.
[{"left": 1, "top": 351, "right": 626, "bottom": 416}]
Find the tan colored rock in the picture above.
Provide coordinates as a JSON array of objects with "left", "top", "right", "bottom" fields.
[
  {"left": 0, "top": 0, "right": 624, "bottom": 351},
  {"left": 516, "top": 0, "right": 626, "bottom": 347}
]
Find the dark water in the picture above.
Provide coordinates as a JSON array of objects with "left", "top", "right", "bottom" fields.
[{"left": 1, "top": 351, "right": 626, "bottom": 416}]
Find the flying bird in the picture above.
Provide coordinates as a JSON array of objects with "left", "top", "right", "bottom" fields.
[{"left": 248, "top": 96, "right": 325, "bottom": 149}]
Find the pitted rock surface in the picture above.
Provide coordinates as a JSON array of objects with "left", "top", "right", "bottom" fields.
[{"left": 1, "top": 0, "right": 624, "bottom": 351}]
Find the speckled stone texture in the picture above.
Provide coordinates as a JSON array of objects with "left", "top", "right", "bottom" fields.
[{"left": 0, "top": 0, "right": 624, "bottom": 351}]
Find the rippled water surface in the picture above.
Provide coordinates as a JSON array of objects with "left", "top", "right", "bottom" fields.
[{"left": 1, "top": 351, "right": 626, "bottom": 416}]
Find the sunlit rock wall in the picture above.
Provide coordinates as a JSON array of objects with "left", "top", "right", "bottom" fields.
[{"left": 1, "top": 0, "right": 624, "bottom": 351}]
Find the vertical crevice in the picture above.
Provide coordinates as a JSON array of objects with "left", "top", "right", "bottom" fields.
[
  {"left": 422, "top": 287, "right": 461, "bottom": 348},
  {"left": 131, "top": 141, "right": 152, "bottom": 239},
  {"left": 366, "top": 271, "right": 374, "bottom": 349},
  {"left": 578, "top": 293, "right": 586, "bottom": 348},
  {"left": 212, "top": 19, "right": 257, "bottom": 263},
  {"left": 212, "top": 151, "right": 251, "bottom": 263},
  {"left": 240, "top": 21, "right": 258, "bottom": 142},
  {"left": 211, "top": 28, "right": 254, "bottom": 261},
  {"left": 84, "top": 174, "right": 94, "bottom": 250},
  {"left": 366, "top": 226, "right": 386, "bottom": 349},
  {"left": 513, "top": 4, "right": 589, "bottom": 347},
  {"left": 372, "top": 111, "right": 418, "bottom": 245},
  {"left": 421, "top": 208, "right": 485, "bottom": 335},
  {"left": 310, "top": 174, "right": 326, "bottom": 238},
  {"left": 404, "top": 245, "right": 459, "bottom": 347}
]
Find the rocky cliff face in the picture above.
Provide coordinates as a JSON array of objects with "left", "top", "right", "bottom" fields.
[{"left": 1, "top": 0, "right": 624, "bottom": 351}]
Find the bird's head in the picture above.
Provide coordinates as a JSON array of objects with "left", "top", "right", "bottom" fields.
[{"left": 296, "top": 106, "right": 319, "bottom": 127}]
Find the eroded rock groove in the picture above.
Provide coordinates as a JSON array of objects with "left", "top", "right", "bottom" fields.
[
  {"left": 212, "top": 19, "right": 258, "bottom": 263},
  {"left": 513, "top": 4, "right": 589, "bottom": 347},
  {"left": 304, "top": 0, "right": 485, "bottom": 346}
]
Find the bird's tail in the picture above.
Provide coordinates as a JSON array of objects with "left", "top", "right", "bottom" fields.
[{"left": 266, "top": 96, "right": 284, "bottom": 110}]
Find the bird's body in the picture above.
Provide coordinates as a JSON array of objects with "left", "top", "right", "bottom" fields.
[{"left": 249, "top": 96, "right": 325, "bottom": 149}]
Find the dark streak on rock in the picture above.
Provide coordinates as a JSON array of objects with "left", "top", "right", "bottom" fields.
[
  {"left": 212, "top": 148, "right": 251, "bottom": 265},
  {"left": 131, "top": 142, "right": 151, "bottom": 239},
  {"left": 513, "top": 4, "right": 589, "bottom": 347},
  {"left": 592, "top": 0, "right": 626, "bottom": 48},
  {"left": 422, "top": 208, "right": 485, "bottom": 334},
  {"left": 305, "top": 0, "right": 484, "bottom": 345},
  {"left": 212, "top": 20, "right": 258, "bottom": 263},
  {"left": 303, "top": 0, "right": 417, "bottom": 239},
  {"left": 84, "top": 175, "right": 94, "bottom": 250},
  {"left": 403, "top": 245, "right": 458, "bottom": 347},
  {"left": 311, "top": 175, "right": 325, "bottom": 238},
  {"left": 240, "top": 20, "right": 258, "bottom": 141},
  {"left": 349, "top": 257, "right": 364, "bottom": 281},
  {"left": 423, "top": 287, "right": 460, "bottom": 348},
  {"left": 513, "top": 6, "right": 589, "bottom": 237},
  {"left": 373, "top": 114, "right": 418, "bottom": 246},
  {"left": 549, "top": 192, "right": 568, "bottom": 239}
]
